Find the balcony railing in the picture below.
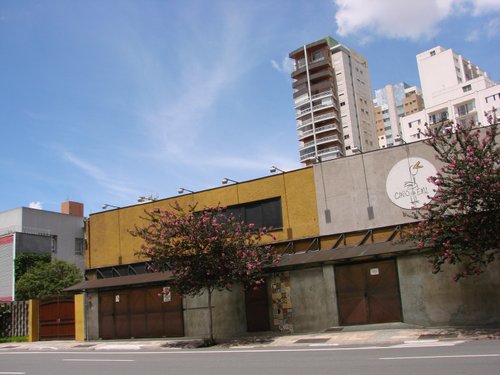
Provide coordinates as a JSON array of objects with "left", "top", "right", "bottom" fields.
[
  {"left": 296, "top": 112, "right": 338, "bottom": 130},
  {"left": 296, "top": 101, "right": 336, "bottom": 118},
  {"left": 318, "top": 146, "right": 342, "bottom": 156},
  {"left": 298, "top": 123, "right": 339, "bottom": 140},
  {"left": 300, "top": 150, "right": 317, "bottom": 161},
  {"left": 301, "top": 135, "right": 340, "bottom": 150},
  {"left": 294, "top": 90, "right": 333, "bottom": 108}
]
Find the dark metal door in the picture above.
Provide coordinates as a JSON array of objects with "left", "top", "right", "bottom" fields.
[
  {"left": 98, "top": 286, "right": 184, "bottom": 339},
  {"left": 335, "top": 259, "right": 402, "bottom": 325},
  {"left": 245, "top": 282, "right": 270, "bottom": 332},
  {"left": 39, "top": 297, "right": 75, "bottom": 340}
]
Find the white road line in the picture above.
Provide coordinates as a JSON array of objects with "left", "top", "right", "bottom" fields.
[
  {"left": 0, "top": 372, "right": 26, "bottom": 374},
  {"left": 380, "top": 354, "right": 500, "bottom": 360},
  {"left": 389, "top": 340, "right": 465, "bottom": 348},
  {"left": 63, "top": 359, "right": 135, "bottom": 362}
]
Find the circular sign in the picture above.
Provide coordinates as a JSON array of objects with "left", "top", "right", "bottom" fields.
[{"left": 386, "top": 157, "right": 438, "bottom": 209}]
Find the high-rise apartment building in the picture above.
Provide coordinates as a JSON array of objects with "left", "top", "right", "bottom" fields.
[
  {"left": 289, "top": 37, "right": 377, "bottom": 164},
  {"left": 403, "top": 86, "right": 424, "bottom": 116},
  {"left": 373, "top": 82, "right": 410, "bottom": 148},
  {"left": 400, "top": 46, "right": 497, "bottom": 142}
]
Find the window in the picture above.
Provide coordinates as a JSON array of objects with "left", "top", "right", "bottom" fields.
[
  {"left": 344, "top": 134, "right": 350, "bottom": 139},
  {"left": 345, "top": 146, "right": 351, "bottom": 150},
  {"left": 311, "top": 50, "right": 323, "bottom": 62},
  {"left": 430, "top": 50, "right": 436, "bottom": 56},
  {"left": 340, "top": 102, "right": 345, "bottom": 107},
  {"left": 75, "top": 238, "right": 84, "bottom": 255},
  {"left": 462, "top": 84, "right": 472, "bottom": 93},
  {"left": 225, "top": 198, "right": 283, "bottom": 230}
]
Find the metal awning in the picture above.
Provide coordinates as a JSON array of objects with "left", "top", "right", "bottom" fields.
[
  {"left": 65, "top": 271, "right": 173, "bottom": 292},
  {"left": 275, "top": 241, "right": 416, "bottom": 269}
]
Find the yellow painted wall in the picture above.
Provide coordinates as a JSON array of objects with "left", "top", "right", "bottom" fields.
[
  {"left": 87, "top": 167, "right": 319, "bottom": 269},
  {"left": 74, "top": 294, "right": 85, "bottom": 341},
  {"left": 28, "top": 299, "right": 39, "bottom": 342}
]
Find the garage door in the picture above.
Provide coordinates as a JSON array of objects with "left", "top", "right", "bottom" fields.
[
  {"left": 99, "top": 286, "right": 184, "bottom": 339},
  {"left": 39, "top": 297, "right": 75, "bottom": 340},
  {"left": 335, "top": 259, "right": 402, "bottom": 325}
]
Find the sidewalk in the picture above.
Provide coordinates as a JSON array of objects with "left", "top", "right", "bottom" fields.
[{"left": 1, "top": 323, "right": 498, "bottom": 351}]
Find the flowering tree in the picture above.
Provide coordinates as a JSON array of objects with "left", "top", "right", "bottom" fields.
[
  {"left": 407, "top": 114, "right": 499, "bottom": 281},
  {"left": 130, "top": 203, "right": 279, "bottom": 343}
]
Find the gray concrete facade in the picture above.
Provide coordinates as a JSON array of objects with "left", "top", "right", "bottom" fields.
[
  {"left": 0, "top": 206, "right": 85, "bottom": 301},
  {"left": 314, "top": 140, "right": 439, "bottom": 234}
]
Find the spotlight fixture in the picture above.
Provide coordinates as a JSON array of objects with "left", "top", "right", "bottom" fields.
[
  {"left": 270, "top": 166, "right": 285, "bottom": 173},
  {"left": 137, "top": 194, "right": 158, "bottom": 203},
  {"left": 178, "top": 187, "right": 194, "bottom": 194},
  {"left": 102, "top": 204, "right": 119, "bottom": 210},
  {"left": 221, "top": 178, "right": 238, "bottom": 185}
]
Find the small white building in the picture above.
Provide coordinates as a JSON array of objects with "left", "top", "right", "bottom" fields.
[
  {"left": 400, "top": 46, "right": 497, "bottom": 142},
  {"left": 0, "top": 202, "right": 85, "bottom": 301}
]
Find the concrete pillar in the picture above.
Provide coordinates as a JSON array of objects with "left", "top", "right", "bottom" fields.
[{"left": 322, "top": 265, "right": 339, "bottom": 327}]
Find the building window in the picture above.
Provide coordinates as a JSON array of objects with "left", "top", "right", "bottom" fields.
[
  {"left": 340, "top": 102, "right": 345, "bottom": 107},
  {"left": 345, "top": 146, "right": 351, "bottom": 150},
  {"left": 311, "top": 50, "right": 323, "bottom": 62},
  {"left": 75, "top": 238, "right": 84, "bottom": 255},
  {"left": 225, "top": 198, "right": 283, "bottom": 230},
  {"left": 344, "top": 134, "right": 350, "bottom": 139},
  {"left": 462, "top": 84, "right": 472, "bottom": 93},
  {"left": 430, "top": 50, "right": 436, "bottom": 56}
]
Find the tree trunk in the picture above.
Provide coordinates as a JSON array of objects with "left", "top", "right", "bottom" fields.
[{"left": 207, "top": 288, "right": 214, "bottom": 344}]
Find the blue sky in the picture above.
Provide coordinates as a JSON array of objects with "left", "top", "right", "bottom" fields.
[{"left": 1, "top": 0, "right": 499, "bottom": 215}]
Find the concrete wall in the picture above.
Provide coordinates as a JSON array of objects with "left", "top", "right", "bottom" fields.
[
  {"left": 288, "top": 266, "right": 338, "bottom": 332},
  {"left": 314, "top": 140, "right": 439, "bottom": 235},
  {"left": 398, "top": 254, "right": 500, "bottom": 326},
  {"left": 183, "top": 285, "right": 247, "bottom": 338}
]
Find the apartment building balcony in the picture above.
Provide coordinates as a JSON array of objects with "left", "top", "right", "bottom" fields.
[
  {"left": 300, "top": 150, "right": 317, "bottom": 162},
  {"left": 318, "top": 146, "right": 343, "bottom": 158},
  {"left": 291, "top": 65, "right": 307, "bottom": 79},
  {"left": 296, "top": 101, "right": 336, "bottom": 119},
  {"left": 294, "top": 90, "right": 334, "bottom": 108},
  {"left": 298, "top": 123, "right": 340, "bottom": 140},
  {"left": 300, "top": 135, "right": 340, "bottom": 151},
  {"left": 296, "top": 110, "right": 337, "bottom": 130}
]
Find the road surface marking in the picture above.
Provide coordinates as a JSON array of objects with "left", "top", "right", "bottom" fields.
[
  {"left": 390, "top": 340, "right": 465, "bottom": 348},
  {"left": 380, "top": 354, "right": 500, "bottom": 360},
  {"left": 0, "top": 372, "right": 26, "bottom": 374},
  {"left": 63, "top": 359, "right": 135, "bottom": 362}
]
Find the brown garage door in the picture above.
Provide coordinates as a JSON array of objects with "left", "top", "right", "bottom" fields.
[
  {"left": 99, "top": 285, "right": 184, "bottom": 339},
  {"left": 245, "top": 282, "right": 270, "bottom": 332},
  {"left": 335, "top": 259, "right": 402, "bottom": 325},
  {"left": 39, "top": 297, "right": 75, "bottom": 340}
]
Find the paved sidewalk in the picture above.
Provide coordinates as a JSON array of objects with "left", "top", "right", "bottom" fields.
[{"left": 1, "top": 323, "right": 498, "bottom": 351}]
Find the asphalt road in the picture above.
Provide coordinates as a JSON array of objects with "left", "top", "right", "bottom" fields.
[{"left": 0, "top": 340, "right": 498, "bottom": 375}]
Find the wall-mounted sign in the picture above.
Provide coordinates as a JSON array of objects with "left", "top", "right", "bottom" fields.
[
  {"left": 162, "top": 287, "right": 171, "bottom": 303},
  {"left": 115, "top": 295, "right": 120, "bottom": 303},
  {"left": 370, "top": 268, "right": 379, "bottom": 276},
  {"left": 386, "top": 157, "right": 438, "bottom": 209}
]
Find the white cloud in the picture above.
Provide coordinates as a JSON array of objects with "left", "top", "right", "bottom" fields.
[
  {"left": 29, "top": 201, "right": 43, "bottom": 210},
  {"left": 271, "top": 56, "right": 294, "bottom": 74},
  {"left": 333, "top": 0, "right": 500, "bottom": 40},
  {"left": 63, "top": 151, "right": 140, "bottom": 198}
]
